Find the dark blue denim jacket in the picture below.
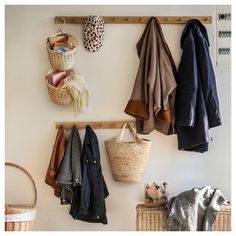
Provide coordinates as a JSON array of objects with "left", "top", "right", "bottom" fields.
[{"left": 175, "top": 19, "right": 222, "bottom": 153}]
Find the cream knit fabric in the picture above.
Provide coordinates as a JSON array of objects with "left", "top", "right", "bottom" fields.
[{"left": 63, "top": 72, "right": 89, "bottom": 115}]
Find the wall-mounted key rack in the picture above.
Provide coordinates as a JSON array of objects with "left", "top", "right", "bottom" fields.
[
  {"left": 219, "top": 31, "right": 231, "bottom": 38},
  {"left": 219, "top": 48, "right": 231, "bottom": 55},
  {"left": 219, "top": 13, "right": 231, "bottom": 20}
]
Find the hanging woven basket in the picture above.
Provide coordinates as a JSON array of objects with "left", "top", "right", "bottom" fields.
[
  {"left": 105, "top": 123, "right": 151, "bottom": 183},
  {"left": 46, "top": 31, "right": 79, "bottom": 70},
  {"left": 45, "top": 69, "right": 73, "bottom": 105},
  {"left": 5, "top": 162, "right": 37, "bottom": 231}
]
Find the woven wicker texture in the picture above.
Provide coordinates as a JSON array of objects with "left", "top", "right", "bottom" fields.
[
  {"left": 136, "top": 204, "right": 231, "bottom": 231},
  {"left": 46, "top": 31, "right": 78, "bottom": 70},
  {"left": 5, "top": 162, "right": 37, "bottom": 231},
  {"left": 46, "top": 69, "right": 73, "bottom": 105},
  {"left": 212, "top": 205, "right": 231, "bottom": 231},
  {"left": 5, "top": 221, "right": 34, "bottom": 231},
  {"left": 105, "top": 123, "right": 151, "bottom": 182}
]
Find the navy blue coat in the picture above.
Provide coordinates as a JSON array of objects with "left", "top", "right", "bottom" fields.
[
  {"left": 175, "top": 19, "right": 222, "bottom": 153},
  {"left": 70, "top": 125, "right": 109, "bottom": 224}
]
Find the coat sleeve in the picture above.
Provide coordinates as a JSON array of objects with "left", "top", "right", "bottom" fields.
[
  {"left": 197, "top": 38, "right": 222, "bottom": 128},
  {"left": 78, "top": 164, "right": 91, "bottom": 215},
  {"left": 45, "top": 126, "right": 65, "bottom": 195},
  {"left": 71, "top": 129, "right": 82, "bottom": 186},
  {"left": 156, "top": 45, "right": 177, "bottom": 123},
  {"left": 124, "top": 23, "right": 155, "bottom": 121},
  {"left": 102, "top": 175, "right": 109, "bottom": 198},
  {"left": 176, "top": 33, "right": 198, "bottom": 127}
]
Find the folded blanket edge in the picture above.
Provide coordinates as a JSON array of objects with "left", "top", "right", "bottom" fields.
[{"left": 167, "top": 213, "right": 191, "bottom": 231}]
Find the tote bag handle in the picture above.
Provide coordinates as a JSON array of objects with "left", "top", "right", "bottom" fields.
[{"left": 117, "top": 123, "right": 143, "bottom": 144}]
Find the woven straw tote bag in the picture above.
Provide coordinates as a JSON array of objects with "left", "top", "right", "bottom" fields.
[
  {"left": 105, "top": 122, "right": 151, "bottom": 183},
  {"left": 5, "top": 162, "right": 37, "bottom": 231},
  {"left": 45, "top": 68, "right": 73, "bottom": 105}
]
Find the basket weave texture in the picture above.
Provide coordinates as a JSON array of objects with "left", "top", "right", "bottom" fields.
[
  {"left": 5, "top": 220, "right": 34, "bottom": 231},
  {"left": 105, "top": 123, "right": 151, "bottom": 182},
  {"left": 46, "top": 31, "right": 78, "bottom": 71},
  {"left": 136, "top": 204, "right": 231, "bottom": 231},
  {"left": 46, "top": 69, "right": 73, "bottom": 105},
  {"left": 5, "top": 162, "right": 37, "bottom": 231}
]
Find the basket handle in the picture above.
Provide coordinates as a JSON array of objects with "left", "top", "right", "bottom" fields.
[
  {"left": 118, "top": 122, "right": 143, "bottom": 144},
  {"left": 5, "top": 162, "right": 37, "bottom": 208},
  {"left": 56, "top": 17, "right": 65, "bottom": 32}
]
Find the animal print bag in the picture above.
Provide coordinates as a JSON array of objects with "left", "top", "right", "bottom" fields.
[{"left": 83, "top": 15, "right": 104, "bottom": 52}]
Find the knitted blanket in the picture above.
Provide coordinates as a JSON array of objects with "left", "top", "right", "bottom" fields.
[{"left": 167, "top": 186, "right": 227, "bottom": 231}]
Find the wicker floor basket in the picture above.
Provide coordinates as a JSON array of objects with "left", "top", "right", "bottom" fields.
[
  {"left": 5, "top": 162, "right": 37, "bottom": 231},
  {"left": 46, "top": 31, "right": 78, "bottom": 71},
  {"left": 46, "top": 69, "right": 73, "bottom": 105},
  {"left": 136, "top": 204, "right": 231, "bottom": 231}
]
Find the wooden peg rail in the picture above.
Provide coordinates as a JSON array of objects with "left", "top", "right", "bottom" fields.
[
  {"left": 55, "top": 16, "right": 212, "bottom": 24},
  {"left": 56, "top": 120, "right": 135, "bottom": 129}
]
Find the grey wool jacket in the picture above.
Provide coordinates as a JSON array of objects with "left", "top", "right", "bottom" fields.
[
  {"left": 125, "top": 17, "right": 177, "bottom": 135},
  {"left": 56, "top": 125, "right": 82, "bottom": 204}
]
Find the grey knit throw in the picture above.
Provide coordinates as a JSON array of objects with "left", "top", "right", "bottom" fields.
[{"left": 167, "top": 186, "right": 227, "bottom": 231}]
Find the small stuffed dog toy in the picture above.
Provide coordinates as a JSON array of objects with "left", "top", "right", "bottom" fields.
[{"left": 144, "top": 182, "right": 169, "bottom": 207}]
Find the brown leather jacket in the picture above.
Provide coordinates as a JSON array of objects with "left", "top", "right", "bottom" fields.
[{"left": 45, "top": 126, "right": 66, "bottom": 197}]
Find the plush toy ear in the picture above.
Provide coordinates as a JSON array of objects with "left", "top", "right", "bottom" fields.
[
  {"left": 154, "top": 182, "right": 160, "bottom": 189},
  {"left": 162, "top": 182, "right": 168, "bottom": 191},
  {"left": 159, "top": 185, "right": 164, "bottom": 193}
]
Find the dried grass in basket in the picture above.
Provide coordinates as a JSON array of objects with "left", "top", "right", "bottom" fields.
[
  {"left": 105, "top": 122, "right": 151, "bottom": 183},
  {"left": 46, "top": 31, "right": 78, "bottom": 70},
  {"left": 5, "top": 162, "right": 37, "bottom": 231},
  {"left": 46, "top": 69, "right": 73, "bottom": 105}
]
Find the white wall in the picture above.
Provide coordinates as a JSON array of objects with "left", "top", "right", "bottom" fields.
[{"left": 5, "top": 5, "right": 231, "bottom": 231}]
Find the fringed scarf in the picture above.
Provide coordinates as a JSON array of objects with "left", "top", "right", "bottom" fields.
[{"left": 63, "top": 72, "right": 89, "bottom": 115}]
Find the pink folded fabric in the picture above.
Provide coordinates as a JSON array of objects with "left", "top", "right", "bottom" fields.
[{"left": 47, "top": 71, "right": 67, "bottom": 87}]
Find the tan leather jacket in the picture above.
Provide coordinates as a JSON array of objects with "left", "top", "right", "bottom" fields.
[{"left": 45, "top": 126, "right": 66, "bottom": 197}]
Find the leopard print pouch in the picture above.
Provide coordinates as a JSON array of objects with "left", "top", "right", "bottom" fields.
[{"left": 83, "top": 16, "right": 104, "bottom": 52}]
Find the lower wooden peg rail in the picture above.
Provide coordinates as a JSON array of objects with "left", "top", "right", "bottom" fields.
[{"left": 56, "top": 120, "right": 135, "bottom": 129}]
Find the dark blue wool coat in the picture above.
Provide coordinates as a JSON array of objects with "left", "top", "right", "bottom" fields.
[
  {"left": 175, "top": 19, "right": 222, "bottom": 153},
  {"left": 70, "top": 125, "right": 109, "bottom": 224}
]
